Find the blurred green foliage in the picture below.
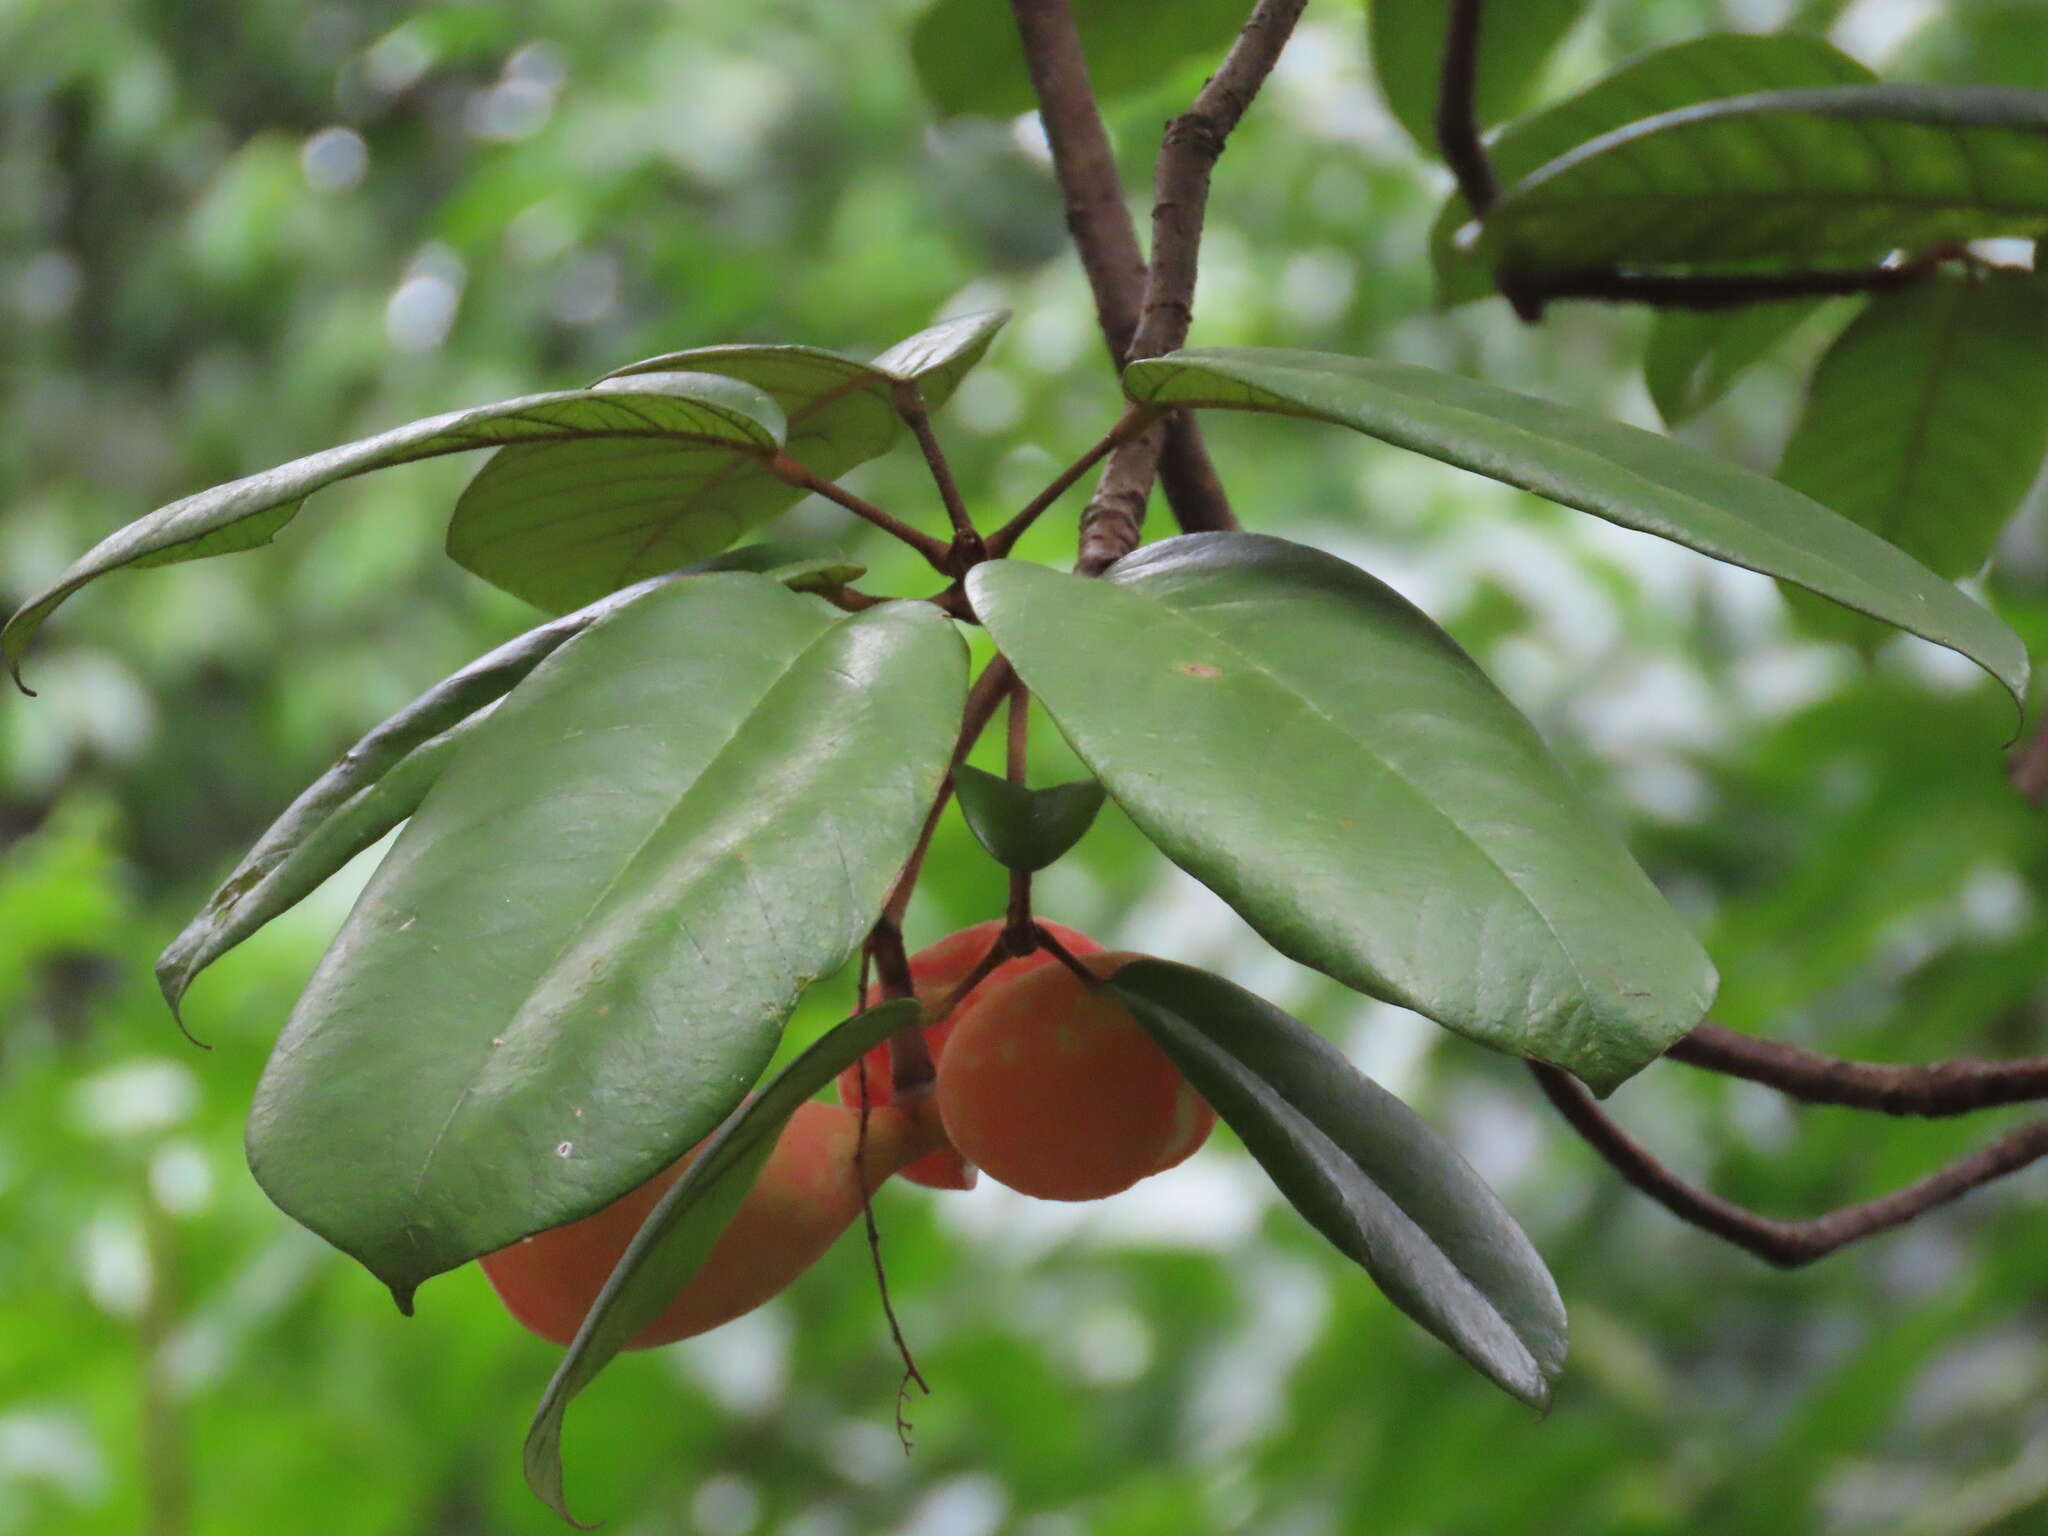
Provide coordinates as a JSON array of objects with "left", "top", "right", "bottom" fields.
[{"left": 3, "top": 1, "right": 2046, "bottom": 1533}]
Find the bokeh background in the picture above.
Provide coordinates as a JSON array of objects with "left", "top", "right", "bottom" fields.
[{"left": 5, "top": 1, "right": 2048, "bottom": 1531}]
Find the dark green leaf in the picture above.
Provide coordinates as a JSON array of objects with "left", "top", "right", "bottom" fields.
[
  {"left": 910, "top": 0, "right": 1244, "bottom": 119},
  {"left": 1776, "top": 273, "right": 2048, "bottom": 580},
  {"left": 153, "top": 566, "right": 752, "bottom": 1017},
  {"left": 1122, "top": 348, "right": 2028, "bottom": 706},
  {"left": 1367, "top": 0, "right": 1585, "bottom": 157},
  {"left": 1644, "top": 298, "right": 1839, "bottom": 426},
  {"left": 1483, "top": 85, "right": 2048, "bottom": 277},
  {"left": 524, "top": 999, "right": 919, "bottom": 1525},
  {"left": 158, "top": 708, "right": 484, "bottom": 1025},
  {"left": 952, "top": 763, "right": 1107, "bottom": 873},
  {"left": 447, "top": 312, "right": 1006, "bottom": 613},
  {"left": 1430, "top": 33, "right": 1872, "bottom": 305},
  {"left": 677, "top": 540, "right": 867, "bottom": 593},
  {"left": 1110, "top": 959, "right": 1565, "bottom": 1408},
  {"left": 2, "top": 373, "right": 785, "bottom": 689},
  {"left": 246, "top": 577, "right": 966, "bottom": 1303},
  {"left": 968, "top": 536, "right": 1717, "bottom": 1093}
]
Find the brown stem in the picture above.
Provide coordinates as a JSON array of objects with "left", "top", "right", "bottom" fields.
[
  {"left": 1436, "top": 0, "right": 1497, "bottom": 216},
  {"left": 1077, "top": 425, "right": 1166, "bottom": 575},
  {"left": 850, "top": 1079, "right": 929, "bottom": 1451},
  {"left": 1503, "top": 255, "right": 1949, "bottom": 321},
  {"left": 1005, "top": 680, "right": 1034, "bottom": 935},
  {"left": 2012, "top": 716, "right": 2048, "bottom": 807},
  {"left": 1078, "top": 0, "right": 1308, "bottom": 572},
  {"left": 769, "top": 452, "right": 953, "bottom": 569},
  {"left": 1006, "top": 0, "right": 1237, "bottom": 537},
  {"left": 1668, "top": 1023, "right": 2048, "bottom": 1117},
  {"left": 1033, "top": 921, "right": 1100, "bottom": 986},
  {"left": 892, "top": 381, "right": 985, "bottom": 563},
  {"left": 879, "top": 657, "right": 1016, "bottom": 931},
  {"left": 1530, "top": 1063, "right": 2048, "bottom": 1268},
  {"left": 986, "top": 405, "right": 1156, "bottom": 558}
]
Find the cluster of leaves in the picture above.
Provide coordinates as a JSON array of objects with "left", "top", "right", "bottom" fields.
[{"left": 7, "top": 0, "right": 2048, "bottom": 1526}]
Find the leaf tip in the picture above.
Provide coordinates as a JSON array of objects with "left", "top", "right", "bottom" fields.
[{"left": 388, "top": 1282, "right": 417, "bottom": 1318}]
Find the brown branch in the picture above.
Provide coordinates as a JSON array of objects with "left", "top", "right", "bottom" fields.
[
  {"left": 2013, "top": 716, "right": 2048, "bottom": 807},
  {"left": 1668, "top": 1023, "right": 2048, "bottom": 1117},
  {"left": 1004, "top": 679, "right": 1035, "bottom": 935},
  {"left": 1530, "top": 1063, "right": 2048, "bottom": 1268},
  {"left": 1435, "top": 0, "right": 1497, "bottom": 218},
  {"left": 1006, "top": 0, "right": 1237, "bottom": 538},
  {"left": 986, "top": 404, "right": 1155, "bottom": 558},
  {"left": 1077, "top": 0, "right": 1308, "bottom": 572},
  {"left": 892, "top": 381, "right": 985, "bottom": 564},
  {"left": 879, "top": 656, "right": 1016, "bottom": 929},
  {"left": 1502, "top": 254, "right": 1949, "bottom": 320},
  {"left": 769, "top": 452, "right": 952, "bottom": 569}
]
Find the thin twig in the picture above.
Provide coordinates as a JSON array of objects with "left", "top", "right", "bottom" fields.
[
  {"left": 769, "top": 452, "right": 953, "bottom": 569},
  {"left": 1668, "top": 1023, "right": 2048, "bottom": 1117},
  {"left": 849, "top": 1019, "right": 929, "bottom": 1451},
  {"left": 892, "top": 381, "right": 985, "bottom": 563},
  {"left": 879, "top": 656, "right": 1017, "bottom": 930},
  {"left": 986, "top": 405, "right": 1156, "bottom": 558},
  {"left": 1078, "top": 0, "right": 1308, "bottom": 572},
  {"left": 1033, "top": 921, "right": 1099, "bottom": 986},
  {"left": 1004, "top": 680, "right": 1034, "bottom": 934},
  {"left": 1435, "top": 0, "right": 1497, "bottom": 218},
  {"left": 1530, "top": 1063, "right": 2048, "bottom": 1268},
  {"left": 1006, "top": 0, "right": 1237, "bottom": 536}
]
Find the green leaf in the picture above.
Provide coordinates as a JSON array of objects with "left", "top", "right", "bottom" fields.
[
  {"left": 1122, "top": 347, "right": 2028, "bottom": 707},
  {"left": 1430, "top": 33, "right": 1873, "bottom": 306},
  {"left": 677, "top": 540, "right": 867, "bottom": 594},
  {"left": 1, "top": 372, "right": 786, "bottom": 689},
  {"left": 154, "top": 572, "right": 705, "bottom": 1018},
  {"left": 1896, "top": 1, "right": 2048, "bottom": 93},
  {"left": 1110, "top": 959, "right": 1566, "bottom": 1408},
  {"left": 1775, "top": 273, "right": 2048, "bottom": 580},
  {"left": 1643, "top": 298, "right": 1839, "bottom": 426},
  {"left": 1483, "top": 85, "right": 2048, "bottom": 278},
  {"left": 524, "top": 999, "right": 919, "bottom": 1525},
  {"left": 952, "top": 763, "right": 1107, "bottom": 873},
  {"left": 968, "top": 536, "right": 1717, "bottom": 1094},
  {"left": 245, "top": 577, "right": 966, "bottom": 1304},
  {"left": 909, "top": 0, "right": 1244, "bottom": 119},
  {"left": 447, "top": 311, "right": 1007, "bottom": 613},
  {"left": 1367, "top": 0, "right": 1585, "bottom": 157}
]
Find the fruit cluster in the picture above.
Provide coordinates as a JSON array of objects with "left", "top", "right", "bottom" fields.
[{"left": 480, "top": 921, "right": 1213, "bottom": 1348}]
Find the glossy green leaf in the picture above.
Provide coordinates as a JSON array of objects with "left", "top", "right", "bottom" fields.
[
  {"left": 448, "top": 311, "right": 1006, "bottom": 613},
  {"left": 246, "top": 577, "right": 967, "bottom": 1304},
  {"left": 1122, "top": 348, "right": 2028, "bottom": 706},
  {"left": 909, "top": 0, "right": 1244, "bottom": 119},
  {"left": 1644, "top": 298, "right": 1839, "bottom": 426},
  {"left": 524, "top": 999, "right": 919, "bottom": 1525},
  {"left": 1483, "top": 85, "right": 2048, "bottom": 277},
  {"left": 1, "top": 372, "right": 785, "bottom": 689},
  {"left": 952, "top": 763, "right": 1107, "bottom": 873},
  {"left": 1775, "top": 273, "right": 2048, "bottom": 580},
  {"left": 154, "top": 572, "right": 701, "bottom": 1018},
  {"left": 1110, "top": 959, "right": 1565, "bottom": 1408},
  {"left": 1430, "top": 33, "right": 1872, "bottom": 305},
  {"left": 1367, "top": 0, "right": 1585, "bottom": 157},
  {"left": 968, "top": 536, "right": 1717, "bottom": 1093}
]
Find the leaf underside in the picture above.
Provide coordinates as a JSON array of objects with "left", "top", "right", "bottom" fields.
[
  {"left": 1430, "top": 32, "right": 1874, "bottom": 306},
  {"left": 1122, "top": 347, "right": 2028, "bottom": 708},
  {"left": 1, "top": 371, "right": 785, "bottom": 687},
  {"left": 1111, "top": 959, "right": 1566, "bottom": 1409},
  {"left": 245, "top": 576, "right": 966, "bottom": 1302},
  {"left": 447, "top": 311, "right": 1007, "bottom": 614},
  {"left": 969, "top": 535, "right": 1716, "bottom": 1094},
  {"left": 1483, "top": 84, "right": 2048, "bottom": 277}
]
